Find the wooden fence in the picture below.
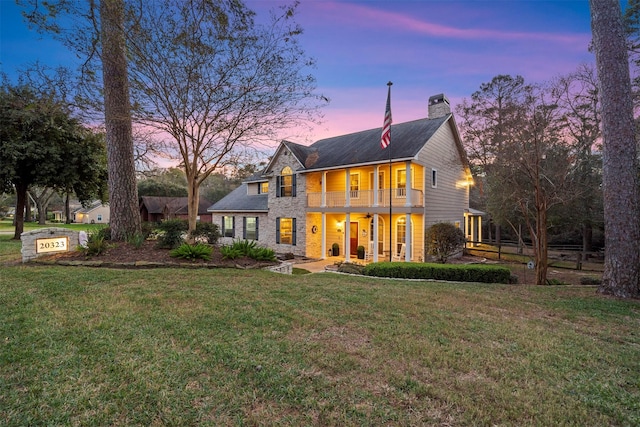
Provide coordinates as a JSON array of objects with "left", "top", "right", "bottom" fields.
[{"left": 464, "top": 240, "right": 604, "bottom": 272}]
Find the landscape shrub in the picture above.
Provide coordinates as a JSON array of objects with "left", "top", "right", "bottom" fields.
[
  {"left": 156, "top": 219, "right": 188, "bottom": 248},
  {"left": 93, "top": 226, "right": 111, "bottom": 241},
  {"left": 78, "top": 231, "right": 111, "bottom": 257},
  {"left": 362, "top": 262, "right": 511, "bottom": 284},
  {"left": 170, "top": 243, "right": 213, "bottom": 261},
  {"left": 248, "top": 247, "right": 277, "bottom": 262},
  {"left": 190, "top": 222, "right": 220, "bottom": 244},
  {"left": 126, "top": 232, "right": 146, "bottom": 249},
  {"left": 221, "top": 239, "right": 276, "bottom": 261},
  {"left": 425, "top": 222, "right": 466, "bottom": 263},
  {"left": 220, "top": 245, "right": 243, "bottom": 260},
  {"left": 338, "top": 262, "right": 365, "bottom": 275}
]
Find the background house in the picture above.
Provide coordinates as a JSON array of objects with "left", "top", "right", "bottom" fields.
[
  {"left": 139, "top": 196, "right": 212, "bottom": 223},
  {"left": 73, "top": 201, "right": 110, "bottom": 224}
]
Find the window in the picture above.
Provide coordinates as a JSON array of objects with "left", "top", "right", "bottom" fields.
[
  {"left": 222, "top": 216, "right": 235, "bottom": 238},
  {"left": 259, "top": 182, "right": 269, "bottom": 194},
  {"left": 276, "top": 166, "right": 296, "bottom": 197},
  {"left": 396, "top": 217, "right": 406, "bottom": 255},
  {"left": 276, "top": 217, "right": 296, "bottom": 245},
  {"left": 97, "top": 214, "right": 102, "bottom": 222},
  {"left": 396, "top": 169, "right": 406, "bottom": 197},
  {"left": 350, "top": 172, "right": 360, "bottom": 198},
  {"left": 431, "top": 168, "right": 438, "bottom": 188},
  {"left": 243, "top": 217, "right": 258, "bottom": 240},
  {"left": 369, "top": 217, "right": 384, "bottom": 255}
]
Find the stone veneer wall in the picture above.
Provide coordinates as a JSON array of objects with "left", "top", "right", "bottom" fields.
[
  {"left": 266, "top": 152, "right": 308, "bottom": 257},
  {"left": 21, "top": 227, "right": 81, "bottom": 263}
]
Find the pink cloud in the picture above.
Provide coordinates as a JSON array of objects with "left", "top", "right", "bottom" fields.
[{"left": 307, "top": 1, "right": 589, "bottom": 46}]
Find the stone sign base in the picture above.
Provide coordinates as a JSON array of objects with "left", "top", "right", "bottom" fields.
[{"left": 21, "top": 228, "right": 81, "bottom": 263}]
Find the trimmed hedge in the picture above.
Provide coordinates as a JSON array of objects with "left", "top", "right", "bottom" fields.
[{"left": 362, "top": 262, "right": 512, "bottom": 284}]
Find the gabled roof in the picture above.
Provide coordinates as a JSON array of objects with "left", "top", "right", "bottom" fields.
[
  {"left": 73, "top": 200, "right": 108, "bottom": 214},
  {"left": 139, "top": 196, "right": 211, "bottom": 215},
  {"left": 303, "top": 115, "right": 450, "bottom": 170},
  {"left": 207, "top": 184, "right": 268, "bottom": 212}
]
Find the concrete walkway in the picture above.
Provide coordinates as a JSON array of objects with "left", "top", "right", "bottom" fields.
[{"left": 292, "top": 258, "right": 339, "bottom": 273}]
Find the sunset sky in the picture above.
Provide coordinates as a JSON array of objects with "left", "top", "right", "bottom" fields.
[{"left": 1, "top": 0, "right": 595, "bottom": 145}]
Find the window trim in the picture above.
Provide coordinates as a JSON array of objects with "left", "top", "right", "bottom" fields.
[{"left": 431, "top": 168, "right": 438, "bottom": 188}]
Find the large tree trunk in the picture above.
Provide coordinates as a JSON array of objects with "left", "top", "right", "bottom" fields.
[
  {"left": 24, "top": 192, "right": 32, "bottom": 223},
  {"left": 590, "top": 0, "right": 640, "bottom": 298},
  {"left": 535, "top": 206, "right": 548, "bottom": 286},
  {"left": 13, "top": 183, "right": 28, "bottom": 240},
  {"left": 100, "top": 0, "right": 141, "bottom": 241},
  {"left": 65, "top": 192, "right": 71, "bottom": 224},
  {"left": 186, "top": 175, "right": 199, "bottom": 237}
]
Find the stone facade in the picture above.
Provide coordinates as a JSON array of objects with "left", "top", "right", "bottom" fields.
[
  {"left": 265, "top": 149, "right": 308, "bottom": 257},
  {"left": 21, "top": 227, "right": 80, "bottom": 262}
]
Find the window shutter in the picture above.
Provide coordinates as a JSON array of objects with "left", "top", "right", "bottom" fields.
[
  {"left": 276, "top": 217, "right": 281, "bottom": 244},
  {"left": 292, "top": 174, "right": 297, "bottom": 197},
  {"left": 276, "top": 176, "right": 281, "bottom": 197},
  {"left": 221, "top": 217, "right": 225, "bottom": 235},
  {"left": 232, "top": 217, "right": 235, "bottom": 237},
  {"left": 255, "top": 217, "right": 259, "bottom": 240},
  {"left": 242, "top": 217, "right": 246, "bottom": 239},
  {"left": 292, "top": 218, "right": 297, "bottom": 246}
]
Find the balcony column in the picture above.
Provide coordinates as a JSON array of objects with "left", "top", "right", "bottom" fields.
[
  {"left": 405, "top": 161, "right": 412, "bottom": 207},
  {"left": 345, "top": 168, "right": 351, "bottom": 207},
  {"left": 373, "top": 214, "right": 379, "bottom": 262},
  {"left": 344, "top": 213, "right": 351, "bottom": 262},
  {"left": 321, "top": 171, "right": 327, "bottom": 207},
  {"left": 373, "top": 165, "right": 379, "bottom": 207},
  {"left": 405, "top": 213, "right": 412, "bottom": 261},
  {"left": 321, "top": 213, "right": 327, "bottom": 258}
]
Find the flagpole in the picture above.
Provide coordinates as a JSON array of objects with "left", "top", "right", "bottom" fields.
[{"left": 384, "top": 81, "right": 393, "bottom": 261}]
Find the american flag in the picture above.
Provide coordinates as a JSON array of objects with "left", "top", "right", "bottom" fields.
[{"left": 381, "top": 83, "right": 392, "bottom": 149}]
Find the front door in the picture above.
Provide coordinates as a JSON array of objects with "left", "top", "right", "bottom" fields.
[{"left": 350, "top": 222, "right": 359, "bottom": 256}]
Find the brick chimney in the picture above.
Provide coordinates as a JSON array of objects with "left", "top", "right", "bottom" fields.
[{"left": 428, "top": 93, "right": 451, "bottom": 119}]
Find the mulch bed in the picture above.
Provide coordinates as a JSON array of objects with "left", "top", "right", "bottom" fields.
[{"left": 36, "top": 239, "right": 276, "bottom": 269}]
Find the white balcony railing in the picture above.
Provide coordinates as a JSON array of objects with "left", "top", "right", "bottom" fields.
[{"left": 307, "top": 188, "right": 423, "bottom": 208}]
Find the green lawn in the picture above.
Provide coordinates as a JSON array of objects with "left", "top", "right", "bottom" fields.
[
  {"left": 0, "top": 219, "right": 106, "bottom": 234},
  {"left": 1, "top": 263, "right": 638, "bottom": 425}
]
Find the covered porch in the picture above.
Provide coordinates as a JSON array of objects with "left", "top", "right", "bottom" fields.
[{"left": 307, "top": 211, "right": 424, "bottom": 263}]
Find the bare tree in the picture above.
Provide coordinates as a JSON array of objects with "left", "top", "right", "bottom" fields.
[
  {"left": 126, "top": 0, "right": 327, "bottom": 233},
  {"left": 590, "top": 0, "right": 640, "bottom": 298},
  {"left": 550, "top": 65, "right": 603, "bottom": 253},
  {"left": 458, "top": 76, "right": 579, "bottom": 285}
]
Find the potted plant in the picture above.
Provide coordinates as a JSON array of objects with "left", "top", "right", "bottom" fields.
[
  {"left": 357, "top": 245, "right": 365, "bottom": 259},
  {"left": 331, "top": 242, "right": 340, "bottom": 257}
]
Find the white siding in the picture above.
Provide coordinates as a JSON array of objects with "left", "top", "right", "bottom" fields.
[{"left": 415, "top": 119, "right": 469, "bottom": 230}]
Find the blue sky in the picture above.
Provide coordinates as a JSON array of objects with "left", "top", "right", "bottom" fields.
[{"left": 1, "top": 0, "right": 595, "bottom": 143}]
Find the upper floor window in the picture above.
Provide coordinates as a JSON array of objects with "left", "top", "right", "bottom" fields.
[
  {"left": 277, "top": 166, "right": 296, "bottom": 197},
  {"left": 350, "top": 172, "right": 360, "bottom": 198},
  {"left": 396, "top": 169, "right": 406, "bottom": 197},
  {"left": 431, "top": 169, "right": 438, "bottom": 188},
  {"left": 259, "top": 182, "right": 269, "bottom": 194}
]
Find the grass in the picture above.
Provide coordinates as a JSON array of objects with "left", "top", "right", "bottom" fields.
[
  {"left": 1, "top": 263, "right": 638, "bottom": 426},
  {"left": 0, "top": 219, "right": 106, "bottom": 234}
]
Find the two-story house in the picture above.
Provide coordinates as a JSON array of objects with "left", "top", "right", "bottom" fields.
[{"left": 208, "top": 94, "right": 481, "bottom": 262}]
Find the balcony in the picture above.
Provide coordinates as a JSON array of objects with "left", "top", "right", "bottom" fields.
[{"left": 307, "top": 188, "right": 424, "bottom": 208}]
